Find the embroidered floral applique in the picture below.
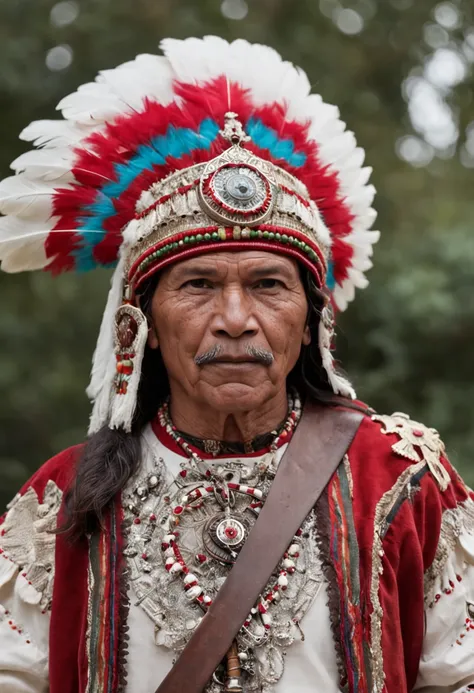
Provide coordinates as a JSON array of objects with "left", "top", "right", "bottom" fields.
[
  {"left": 372, "top": 412, "right": 451, "bottom": 491},
  {"left": 0, "top": 480, "right": 62, "bottom": 610}
]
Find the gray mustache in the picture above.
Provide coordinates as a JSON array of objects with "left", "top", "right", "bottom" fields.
[{"left": 194, "top": 344, "right": 274, "bottom": 366}]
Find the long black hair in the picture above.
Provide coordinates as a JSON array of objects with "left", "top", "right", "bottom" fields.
[{"left": 59, "top": 271, "right": 357, "bottom": 540}]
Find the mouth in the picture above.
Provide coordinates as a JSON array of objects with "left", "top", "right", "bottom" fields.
[{"left": 212, "top": 355, "right": 261, "bottom": 364}]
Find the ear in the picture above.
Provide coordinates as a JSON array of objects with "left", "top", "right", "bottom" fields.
[
  {"left": 302, "top": 325, "right": 311, "bottom": 346},
  {"left": 148, "top": 322, "right": 160, "bottom": 350}
]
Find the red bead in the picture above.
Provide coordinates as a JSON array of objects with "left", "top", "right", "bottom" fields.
[
  {"left": 173, "top": 506, "right": 184, "bottom": 515},
  {"left": 182, "top": 566, "right": 189, "bottom": 575},
  {"left": 149, "top": 514, "right": 157, "bottom": 522},
  {"left": 444, "top": 588, "right": 452, "bottom": 595},
  {"left": 224, "top": 526, "right": 238, "bottom": 540},
  {"left": 142, "top": 553, "right": 148, "bottom": 560},
  {"left": 264, "top": 624, "right": 271, "bottom": 630},
  {"left": 435, "top": 594, "right": 441, "bottom": 602},
  {"left": 280, "top": 430, "right": 288, "bottom": 438},
  {"left": 133, "top": 518, "right": 141, "bottom": 525},
  {"left": 412, "top": 429, "right": 424, "bottom": 438},
  {"left": 457, "top": 574, "right": 463, "bottom": 582},
  {"left": 206, "top": 470, "right": 211, "bottom": 478},
  {"left": 196, "top": 554, "right": 207, "bottom": 563},
  {"left": 179, "top": 470, "right": 187, "bottom": 478},
  {"left": 1, "top": 529, "right": 5, "bottom": 536},
  {"left": 449, "top": 580, "right": 455, "bottom": 589},
  {"left": 258, "top": 603, "right": 266, "bottom": 614}
]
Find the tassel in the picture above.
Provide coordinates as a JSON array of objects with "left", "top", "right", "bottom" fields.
[
  {"left": 318, "top": 304, "right": 356, "bottom": 400},
  {"left": 87, "top": 259, "right": 125, "bottom": 434},
  {"left": 109, "top": 304, "right": 148, "bottom": 432}
]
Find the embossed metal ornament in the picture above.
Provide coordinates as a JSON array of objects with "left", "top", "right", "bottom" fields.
[
  {"left": 198, "top": 115, "right": 276, "bottom": 226},
  {"left": 203, "top": 512, "right": 250, "bottom": 564}
]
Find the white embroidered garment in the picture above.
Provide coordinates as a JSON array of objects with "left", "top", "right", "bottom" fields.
[
  {"left": 1, "top": 428, "right": 474, "bottom": 691},
  {"left": 123, "top": 426, "right": 342, "bottom": 693}
]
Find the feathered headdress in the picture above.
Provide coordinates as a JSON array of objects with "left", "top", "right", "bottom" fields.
[{"left": 0, "top": 36, "right": 379, "bottom": 433}]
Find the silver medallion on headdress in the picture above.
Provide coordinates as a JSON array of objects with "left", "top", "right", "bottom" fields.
[{"left": 198, "top": 112, "right": 277, "bottom": 226}]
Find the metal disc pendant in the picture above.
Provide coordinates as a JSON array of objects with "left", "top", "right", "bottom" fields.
[{"left": 203, "top": 512, "right": 250, "bottom": 564}]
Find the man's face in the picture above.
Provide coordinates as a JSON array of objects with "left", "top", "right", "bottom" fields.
[{"left": 148, "top": 250, "right": 311, "bottom": 413}]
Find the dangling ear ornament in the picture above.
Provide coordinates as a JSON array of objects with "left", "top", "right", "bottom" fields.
[{"left": 109, "top": 303, "right": 148, "bottom": 432}]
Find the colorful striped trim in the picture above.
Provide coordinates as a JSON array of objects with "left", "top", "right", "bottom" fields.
[
  {"left": 85, "top": 503, "right": 123, "bottom": 693},
  {"left": 328, "top": 464, "right": 369, "bottom": 693}
]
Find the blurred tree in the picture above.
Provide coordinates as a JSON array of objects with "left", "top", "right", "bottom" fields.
[{"left": 0, "top": 0, "right": 473, "bottom": 508}]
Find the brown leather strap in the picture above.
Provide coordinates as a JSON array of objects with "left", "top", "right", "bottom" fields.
[{"left": 156, "top": 401, "right": 364, "bottom": 693}]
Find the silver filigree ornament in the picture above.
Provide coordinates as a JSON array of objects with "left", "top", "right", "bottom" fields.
[{"left": 198, "top": 113, "right": 277, "bottom": 226}]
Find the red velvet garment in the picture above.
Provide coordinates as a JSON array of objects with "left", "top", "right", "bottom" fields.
[{"left": 1, "top": 410, "right": 471, "bottom": 693}]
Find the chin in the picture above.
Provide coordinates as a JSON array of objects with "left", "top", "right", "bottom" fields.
[{"left": 198, "top": 382, "right": 275, "bottom": 413}]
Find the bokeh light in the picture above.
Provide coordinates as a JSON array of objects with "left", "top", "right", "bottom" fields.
[
  {"left": 45, "top": 44, "right": 74, "bottom": 71},
  {"left": 50, "top": 1, "right": 79, "bottom": 28},
  {"left": 220, "top": 0, "right": 248, "bottom": 21}
]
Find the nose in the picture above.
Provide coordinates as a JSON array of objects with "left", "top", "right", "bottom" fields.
[{"left": 210, "top": 286, "right": 259, "bottom": 340}]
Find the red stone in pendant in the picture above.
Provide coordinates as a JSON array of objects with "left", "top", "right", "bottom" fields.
[
  {"left": 196, "top": 554, "right": 207, "bottom": 563},
  {"left": 412, "top": 429, "right": 424, "bottom": 438},
  {"left": 117, "top": 313, "right": 138, "bottom": 349},
  {"left": 224, "top": 526, "right": 238, "bottom": 540},
  {"left": 173, "top": 506, "right": 184, "bottom": 515},
  {"left": 134, "top": 518, "right": 141, "bottom": 525}
]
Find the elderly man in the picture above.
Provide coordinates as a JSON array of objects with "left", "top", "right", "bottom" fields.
[{"left": 0, "top": 37, "right": 473, "bottom": 693}]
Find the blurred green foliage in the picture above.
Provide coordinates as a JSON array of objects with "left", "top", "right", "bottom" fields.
[{"left": 0, "top": 0, "right": 473, "bottom": 509}]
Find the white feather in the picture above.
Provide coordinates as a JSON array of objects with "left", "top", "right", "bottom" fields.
[
  {"left": 20, "top": 120, "right": 95, "bottom": 148},
  {"left": 0, "top": 217, "right": 49, "bottom": 272},
  {"left": 57, "top": 87, "right": 127, "bottom": 124},
  {"left": 97, "top": 55, "right": 174, "bottom": 110},
  {"left": 0, "top": 175, "right": 56, "bottom": 220},
  {"left": 11, "top": 148, "right": 75, "bottom": 182}
]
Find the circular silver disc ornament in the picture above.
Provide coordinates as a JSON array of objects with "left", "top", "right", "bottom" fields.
[
  {"left": 199, "top": 155, "right": 275, "bottom": 226},
  {"left": 203, "top": 512, "right": 250, "bottom": 564}
]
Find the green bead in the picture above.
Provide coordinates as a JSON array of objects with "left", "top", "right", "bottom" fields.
[
  {"left": 189, "top": 236, "right": 196, "bottom": 243},
  {"left": 184, "top": 236, "right": 190, "bottom": 244},
  {"left": 268, "top": 232, "right": 275, "bottom": 240},
  {"left": 204, "top": 233, "right": 211, "bottom": 241},
  {"left": 250, "top": 230, "right": 257, "bottom": 238},
  {"left": 196, "top": 234, "right": 203, "bottom": 241},
  {"left": 262, "top": 231, "right": 269, "bottom": 238},
  {"left": 282, "top": 234, "right": 289, "bottom": 243},
  {"left": 275, "top": 233, "right": 281, "bottom": 240},
  {"left": 212, "top": 232, "right": 219, "bottom": 240}
]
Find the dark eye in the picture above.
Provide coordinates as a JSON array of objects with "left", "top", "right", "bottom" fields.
[
  {"left": 254, "top": 278, "right": 283, "bottom": 289},
  {"left": 183, "top": 278, "right": 213, "bottom": 289}
]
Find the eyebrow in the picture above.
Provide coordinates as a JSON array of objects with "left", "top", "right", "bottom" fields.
[
  {"left": 172, "top": 262, "right": 294, "bottom": 281},
  {"left": 247, "top": 265, "right": 293, "bottom": 279}
]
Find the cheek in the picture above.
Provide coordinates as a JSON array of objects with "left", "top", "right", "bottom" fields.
[
  {"left": 152, "top": 300, "right": 208, "bottom": 376},
  {"left": 262, "top": 299, "right": 308, "bottom": 356}
]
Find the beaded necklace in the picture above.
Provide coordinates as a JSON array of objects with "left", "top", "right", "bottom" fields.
[{"left": 155, "top": 391, "right": 303, "bottom": 639}]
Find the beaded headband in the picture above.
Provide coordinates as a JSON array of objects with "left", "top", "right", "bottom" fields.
[{"left": 0, "top": 36, "right": 379, "bottom": 432}]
